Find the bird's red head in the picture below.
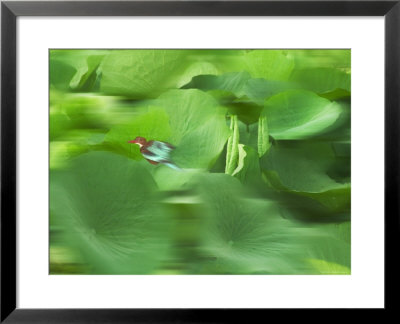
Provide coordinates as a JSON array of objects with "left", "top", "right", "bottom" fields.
[{"left": 128, "top": 136, "right": 147, "bottom": 147}]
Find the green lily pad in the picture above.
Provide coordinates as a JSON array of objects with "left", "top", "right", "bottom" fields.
[
  {"left": 100, "top": 50, "right": 190, "bottom": 98},
  {"left": 156, "top": 89, "right": 231, "bottom": 169},
  {"left": 50, "top": 152, "right": 171, "bottom": 274},
  {"left": 264, "top": 90, "right": 343, "bottom": 140},
  {"left": 261, "top": 142, "right": 350, "bottom": 212},
  {"left": 194, "top": 174, "right": 309, "bottom": 274}
]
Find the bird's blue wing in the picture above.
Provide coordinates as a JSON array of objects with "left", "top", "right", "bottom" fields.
[
  {"left": 143, "top": 141, "right": 173, "bottom": 163},
  {"left": 142, "top": 141, "right": 182, "bottom": 170}
]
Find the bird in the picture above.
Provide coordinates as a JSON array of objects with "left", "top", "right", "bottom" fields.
[{"left": 128, "top": 136, "right": 182, "bottom": 171}]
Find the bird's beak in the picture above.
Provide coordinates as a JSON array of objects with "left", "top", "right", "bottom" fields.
[{"left": 128, "top": 140, "right": 138, "bottom": 144}]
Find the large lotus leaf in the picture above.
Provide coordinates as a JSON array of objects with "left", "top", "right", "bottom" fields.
[
  {"left": 100, "top": 50, "right": 190, "bottom": 98},
  {"left": 290, "top": 68, "right": 351, "bottom": 98},
  {"left": 104, "top": 107, "right": 172, "bottom": 159},
  {"left": 50, "top": 152, "right": 171, "bottom": 274},
  {"left": 263, "top": 90, "right": 343, "bottom": 140},
  {"left": 104, "top": 90, "right": 230, "bottom": 170},
  {"left": 156, "top": 89, "right": 225, "bottom": 142},
  {"left": 172, "top": 116, "right": 231, "bottom": 169},
  {"left": 261, "top": 142, "right": 350, "bottom": 212},
  {"left": 193, "top": 174, "right": 310, "bottom": 274},
  {"left": 244, "top": 50, "right": 294, "bottom": 81},
  {"left": 153, "top": 89, "right": 230, "bottom": 169}
]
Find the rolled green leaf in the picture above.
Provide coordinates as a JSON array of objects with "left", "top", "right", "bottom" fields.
[
  {"left": 257, "top": 115, "right": 270, "bottom": 157},
  {"left": 225, "top": 115, "right": 239, "bottom": 175}
]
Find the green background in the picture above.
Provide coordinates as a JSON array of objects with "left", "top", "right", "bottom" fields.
[{"left": 50, "top": 49, "right": 351, "bottom": 274}]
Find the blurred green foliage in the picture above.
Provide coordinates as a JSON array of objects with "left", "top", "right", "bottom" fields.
[{"left": 50, "top": 49, "right": 351, "bottom": 275}]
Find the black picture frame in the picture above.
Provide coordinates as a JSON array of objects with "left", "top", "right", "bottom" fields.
[{"left": 1, "top": 0, "right": 399, "bottom": 322}]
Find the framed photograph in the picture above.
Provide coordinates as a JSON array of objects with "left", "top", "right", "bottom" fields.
[{"left": 1, "top": 0, "right": 398, "bottom": 322}]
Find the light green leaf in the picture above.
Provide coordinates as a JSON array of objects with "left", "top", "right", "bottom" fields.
[
  {"left": 303, "top": 231, "right": 351, "bottom": 271},
  {"left": 155, "top": 89, "right": 230, "bottom": 169},
  {"left": 173, "top": 116, "right": 231, "bottom": 169},
  {"left": 104, "top": 90, "right": 230, "bottom": 170},
  {"left": 307, "top": 259, "right": 350, "bottom": 274},
  {"left": 264, "top": 90, "right": 343, "bottom": 140},
  {"left": 56, "top": 94, "right": 115, "bottom": 129},
  {"left": 151, "top": 167, "right": 200, "bottom": 191},
  {"left": 156, "top": 89, "right": 223, "bottom": 143},
  {"left": 232, "top": 145, "right": 262, "bottom": 186},
  {"left": 194, "top": 174, "right": 310, "bottom": 274},
  {"left": 50, "top": 152, "right": 171, "bottom": 274},
  {"left": 100, "top": 50, "right": 190, "bottom": 98},
  {"left": 231, "top": 144, "right": 246, "bottom": 176}
]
